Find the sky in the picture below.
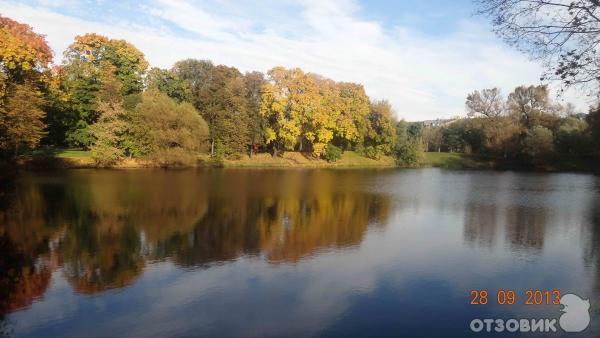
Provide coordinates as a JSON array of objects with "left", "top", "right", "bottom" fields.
[{"left": 0, "top": 0, "right": 590, "bottom": 120}]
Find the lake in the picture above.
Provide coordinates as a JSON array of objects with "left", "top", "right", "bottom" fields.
[{"left": 0, "top": 168, "right": 599, "bottom": 337}]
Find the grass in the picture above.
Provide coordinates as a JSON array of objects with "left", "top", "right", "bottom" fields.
[
  {"left": 220, "top": 151, "right": 396, "bottom": 168},
  {"left": 24, "top": 147, "right": 91, "bottom": 158},
  {"left": 421, "top": 152, "right": 483, "bottom": 169},
  {"left": 20, "top": 148, "right": 486, "bottom": 170},
  {"left": 55, "top": 149, "right": 91, "bottom": 158}
]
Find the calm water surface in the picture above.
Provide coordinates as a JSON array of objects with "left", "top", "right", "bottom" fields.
[{"left": 1, "top": 168, "right": 599, "bottom": 337}]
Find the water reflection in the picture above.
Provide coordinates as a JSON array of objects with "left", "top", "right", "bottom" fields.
[
  {"left": 1, "top": 169, "right": 599, "bottom": 337},
  {"left": 0, "top": 169, "right": 391, "bottom": 309}
]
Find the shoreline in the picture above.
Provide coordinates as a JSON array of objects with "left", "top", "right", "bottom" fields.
[{"left": 15, "top": 151, "right": 599, "bottom": 173}]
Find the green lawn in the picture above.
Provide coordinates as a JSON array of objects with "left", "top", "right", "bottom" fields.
[
  {"left": 25, "top": 147, "right": 91, "bottom": 158},
  {"left": 421, "top": 152, "right": 477, "bottom": 169},
  {"left": 54, "top": 149, "right": 91, "bottom": 158}
]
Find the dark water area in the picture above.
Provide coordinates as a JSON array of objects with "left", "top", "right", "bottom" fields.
[{"left": 0, "top": 168, "right": 599, "bottom": 337}]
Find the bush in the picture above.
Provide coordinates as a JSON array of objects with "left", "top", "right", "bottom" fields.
[
  {"left": 150, "top": 148, "right": 196, "bottom": 167},
  {"left": 91, "top": 144, "right": 123, "bottom": 166},
  {"left": 395, "top": 140, "right": 420, "bottom": 166},
  {"left": 364, "top": 146, "right": 380, "bottom": 160},
  {"left": 134, "top": 90, "right": 209, "bottom": 165},
  {"left": 323, "top": 144, "right": 342, "bottom": 162}
]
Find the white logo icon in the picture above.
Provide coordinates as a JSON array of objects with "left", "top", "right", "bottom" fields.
[{"left": 559, "top": 293, "right": 590, "bottom": 332}]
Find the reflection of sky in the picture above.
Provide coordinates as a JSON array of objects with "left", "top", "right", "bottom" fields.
[{"left": 7, "top": 169, "right": 600, "bottom": 337}]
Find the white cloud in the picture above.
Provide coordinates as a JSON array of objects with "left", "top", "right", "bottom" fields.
[{"left": 0, "top": 0, "right": 589, "bottom": 120}]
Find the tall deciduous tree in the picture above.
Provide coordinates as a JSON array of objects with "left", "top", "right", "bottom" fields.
[
  {"left": 174, "top": 59, "right": 252, "bottom": 155},
  {"left": 260, "top": 67, "right": 312, "bottom": 155},
  {"left": 55, "top": 33, "right": 148, "bottom": 147},
  {"left": 507, "top": 85, "right": 551, "bottom": 129},
  {"left": 0, "top": 16, "right": 52, "bottom": 159},
  {"left": 244, "top": 71, "right": 266, "bottom": 155},
  {"left": 145, "top": 67, "right": 192, "bottom": 103},
  {"left": 336, "top": 82, "right": 370, "bottom": 149},
  {"left": 365, "top": 100, "right": 396, "bottom": 158},
  {"left": 466, "top": 88, "right": 504, "bottom": 118}
]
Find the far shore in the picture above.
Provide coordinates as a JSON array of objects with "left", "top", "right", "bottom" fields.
[{"left": 14, "top": 149, "right": 600, "bottom": 172}]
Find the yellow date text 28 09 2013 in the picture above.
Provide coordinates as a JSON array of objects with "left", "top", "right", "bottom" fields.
[{"left": 469, "top": 289, "right": 562, "bottom": 306}]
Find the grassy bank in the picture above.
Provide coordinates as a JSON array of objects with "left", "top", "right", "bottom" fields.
[
  {"left": 20, "top": 149, "right": 397, "bottom": 169},
  {"left": 421, "top": 152, "right": 492, "bottom": 170},
  {"left": 22, "top": 149, "right": 594, "bottom": 172},
  {"left": 218, "top": 151, "right": 396, "bottom": 168}
]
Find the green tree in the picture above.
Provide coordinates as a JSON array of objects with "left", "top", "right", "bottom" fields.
[
  {"left": 145, "top": 67, "right": 191, "bottom": 103},
  {"left": 586, "top": 106, "right": 600, "bottom": 158},
  {"left": 394, "top": 120, "right": 420, "bottom": 166},
  {"left": 244, "top": 71, "right": 266, "bottom": 155},
  {"left": 523, "top": 125, "right": 554, "bottom": 165},
  {"left": 174, "top": 59, "right": 251, "bottom": 156}
]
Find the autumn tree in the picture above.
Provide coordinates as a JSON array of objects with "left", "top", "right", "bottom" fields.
[
  {"left": 507, "top": 85, "right": 551, "bottom": 129},
  {"left": 53, "top": 33, "right": 148, "bottom": 147},
  {"left": 89, "top": 100, "right": 131, "bottom": 166},
  {"left": 0, "top": 16, "right": 52, "bottom": 159},
  {"left": 132, "top": 90, "right": 209, "bottom": 166},
  {"left": 335, "top": 82, "right": 370, "bottom": 149},
  {"left": 309, "top": 74, "right": 338, "bottom": 155},
  {"left": 260, "top": 67, "right": 313, "bottom": 155},
  {"left": 364, "top": 100, "right": 396, "bottom": 159},
  {"left": 466, "top": 88, "right": 504, "bottom": 118},
  {"left": 260, "top": 67, "right": 379, "bottom": 157}
]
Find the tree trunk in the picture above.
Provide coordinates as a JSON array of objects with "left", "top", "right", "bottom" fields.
[{"left": 211, "top": 139, "right": 214, "bottom": 156}]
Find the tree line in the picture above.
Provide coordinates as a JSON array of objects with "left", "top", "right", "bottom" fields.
[
  {"left": 420, "top": 85, "right": 600, "bottom": 168},
  {"left": 0, "top": 16, "right": 419, "bottom": 167}
]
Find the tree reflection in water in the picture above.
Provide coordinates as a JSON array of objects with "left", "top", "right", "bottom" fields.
[{"left": 0, "top": 169, "right": 391, "bottom": 315}]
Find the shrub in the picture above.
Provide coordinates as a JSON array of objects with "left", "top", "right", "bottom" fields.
[
  {"left": 323, "top": 144, "right": 342, "bottom": 162},
  {"left": 364, "top": 146, "right": 380, "bottom": 160},
  {"left": 91, "top": 144, "right": 123, "bottom": 166},
  {"left": 150, "top": 148, "right": 196, "bottom": 167},
  {"left": 134, "top": 90, "right": 209, "bottom": 165},
  {"left": 395, "top": 140, "right": 420, "bottom": 166}
]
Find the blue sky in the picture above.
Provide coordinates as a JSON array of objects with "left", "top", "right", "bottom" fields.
[{"left": 0, "top": 0, "right": 586, "bottom": 120}]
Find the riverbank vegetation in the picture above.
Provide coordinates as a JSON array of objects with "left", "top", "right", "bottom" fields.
[
  {"left": 1, "top": 12, "right": 598, "bottom": 171},
  {"left": 419, "top": 85, "right": 600, "bottom": 170},
  {"left": 0, "top": 15, "right": 419, "bottom": 169}
]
